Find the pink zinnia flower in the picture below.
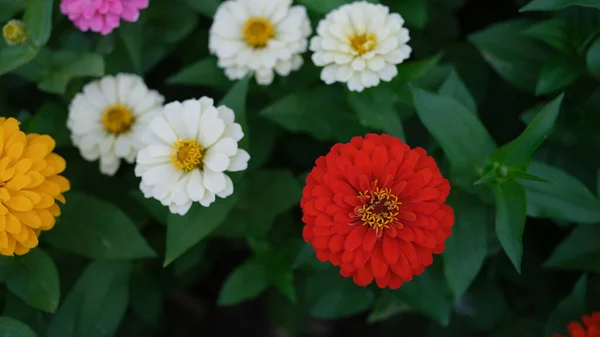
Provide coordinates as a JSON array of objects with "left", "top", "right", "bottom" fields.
[{"left": 60, "top": 0, "right": 149, "bottom": 35}]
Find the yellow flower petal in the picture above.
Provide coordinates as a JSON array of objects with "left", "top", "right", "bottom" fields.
[
  {"left": 5, "top": 175, "right": 31, "bottom": 191},
  {"left": 19, "top": 191, "right": 41, "bottom": 205},
  {"left": 42, "top": 153, "right": 66, "bottom": 176},
  {"left": 25, "top": 171, "right": 44, "bottom": 188},
  {"left": 0, "top": 157, "right": 10, "bottom": 172},
  {"left": 22, "top": 143, "right": 48, "bottom": 159},
  {"left": 47, "top": 175, "right": 70, "bottom": 193},
  {"left": 0, "top": 231, "right": 7, "bottom": 249},
  {"left": 5, "top": 213, "right": 21, "bottom": 234},
  {"left": 4, "top": 194, "right": 33, "bottom": 212},
  {"left": 38, "top": 209, "right": 55, "bottom": 230},
  {"left": 33, "top": 180, "right": 61, "bottom": 197},
  {"left": 13, "top": 210, "right": 41, "bottom": 229},
  {"left": 6, "top": 141, "right": 24, "bottom": 162},
  {"left": 0, "top": 167, "right": 15, "bottom": 183},
  {"left": 34, "top": 193, "right": 54, "bottom": 209},
  {"left": 16, "top": 224, "right": 28, "bottom": 242},
  {"left": 3, "top": 233, "right": 15, "bottom": 255},
  {"left": 13, "top": 158, "right": 32, "bottom": 175},
  {"left": 0, "top": 215, "right": 5, "bottom": 231},
  {"left": 14, "top": 242, "right": 30, "bottom": 255},
  {"left": 23, "top": 227, "right": 38, "bottom": 248},
  {"left": 49, "top": 203, "right": 61, "bottom": 217},
  {"left": 30, "top": 158, "right": 46, "bottom": 172}
]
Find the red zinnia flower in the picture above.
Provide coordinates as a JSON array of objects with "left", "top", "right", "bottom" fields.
[
  {"left": 553, "top": 313, "right": 600, "bottom": 337},
  {"left": 300, "top": 134, "right": 454, "bottom": 289}
]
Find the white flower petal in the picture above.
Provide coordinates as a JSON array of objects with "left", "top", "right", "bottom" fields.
[
  {"left": 203, "top": 168, "right": 227, "bottom": 194},
  {"left": 186, "top": 169, "right": 205, "bottom": 202},
  {"left": 227, "top": 149, "right": 250, "bottom": 172},
  {"left": 142, "top": 163, "right": 174, "bottom": 185},
  {"left": 163, "top": 102, "right": 188, "bottom": 139},
  {"left": 199, "top": 191, "right": 216, "bottom": 207},
  {"left": 150, "top": 116, "right": 178, "bottom": 145},
  {"left": 217, "top": 175, "right": 234, "bottom": 199},
  {"left": 182, "top": 99, "right": 202, "bottom": 140},
  {"left": 209, "top": 137, "right": 238, "bottom": 156},
  {"left": 209, "top": 0, "right": 311, "bottom": 85},
  {"left": 203, "top": 152, "right": 230, "bottom": 172},
  {"left": 198, "top": 115, "right": 225, "bottom": 148},
  {"left": 310, "top": 1, "right": 410, "bottom": 91}
]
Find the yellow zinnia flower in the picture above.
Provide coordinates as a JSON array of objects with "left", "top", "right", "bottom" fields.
[{"left": 0, "top": 117, "right": 70, "bottom": 256}]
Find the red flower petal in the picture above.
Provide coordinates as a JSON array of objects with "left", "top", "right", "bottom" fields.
[
  {"left": 300, "top": 134, "right": 454, "bottom": 289},
  {"left": 344, "top": 225, "right": 366, "bottom": 251}
]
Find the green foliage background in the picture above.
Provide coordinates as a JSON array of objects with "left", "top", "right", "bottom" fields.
[{"left": 1, "top": 0, "right": 600, "bottom": 336}]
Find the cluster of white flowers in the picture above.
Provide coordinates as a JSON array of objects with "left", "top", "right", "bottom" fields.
[
  {"left": 67, "top": 1, "right": 412, "bottom": 216},
  {"left": 209, "top": 0, "right": 412, "bottom": 92},
  {"left": 67, "top": 74, "right": 249, "bottom": 215}
]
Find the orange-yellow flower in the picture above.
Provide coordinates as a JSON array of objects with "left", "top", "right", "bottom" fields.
[{"left": 0, "top": 118, "right": 70, "bottom": 256}]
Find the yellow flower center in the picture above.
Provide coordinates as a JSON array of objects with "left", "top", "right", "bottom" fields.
[
  {"left": 349, "top": 33, "right": 377, "bottom": 55},
  {"left": 171, "top": 140, "right": 204, "bottom": 172},
  {"left": 356, "top": 187, "right": 400, "bottom": 230},
  {"left": 243, "top": 16, "right": 275, "bottom": 48},
  {"left": 2, "top": 19, "right": 27, "bottom": 45},
  {"left": 102, "top": 104, "right": 134, "bottom": 135}
]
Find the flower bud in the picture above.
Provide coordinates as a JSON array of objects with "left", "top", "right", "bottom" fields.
[{"left": 2, "top": 19, "right": 27, "bottom": 46}]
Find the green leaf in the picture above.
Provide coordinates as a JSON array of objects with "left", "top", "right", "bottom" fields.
[
  {"left": 164, "top": 195, "right": 239, "bottom": 266},
  {"left": 37, "top": 50, "right": 105, "bottom": 94},
  {"left": 219, "top": 76, "right": 251, "bottom": 142},
  {"left": 303, "top": 269, "right": 374, "bottom": 319},
  {"left": 411, "top": 86, "right": 496, "bottom": 187},
  {"left": 494, "top": 181, "right": 527, "bottom": 273},
  {"left": 130, "top": 273, "right": 162, "bottom": 325},
  {"left": 260, "top": 86, "right": 367, "bottom": 142},
  {"left": 586, "top": 35, "right": 600, "bottom": 75},
  {"left": 438, "top": 68, "right": 477, "bottom": 113},
  {"left": 521, "top": 18, "right": 573, "bottom": 52},
  {"left": 118, "top": 22, "right": 142, "bottom": 74},
  {"left": 23, "top": 0, "right": 53, "bottom": 47},
  {"left": 129, "top": 189, "right": 168, "bottom": 225},
  {"left": 291, "top": 243, "right": 330, "bottom": 272},
  {"left": 182, "top": 0, "right": 220, "bottom": 17},
  {"left": 47, "top": 260, "right": 132, "bottom": 337},
  {"left": 393, "top": 54, "right": 442, "bottom": 84},
  {"left": 167, "top": 57, "right": 230, "bottom": 88},
  {"left": 21, "top": 102, "right": 69, "bottom": 148},
  {"left": 367, "top": 291, "right": 411, "bottom": 323},
  {"left": 522, "top": 161, "right": 600, "bottom": 223},
  {"left": 443, "top": 194, "right": 488, "bottom": 299},
  {"left": 218, "top": 261, "right": 269, "bottom": 306},
  {"left": 0, "top": 44, "right": 39, "bottom": 76},
  {"left": 0, "top": 0, "right": 25, "bottom": 22},
  {"left": 347, "top": 88, "right": 405, "bottom": 140},
  {"left": 394, "top": 266, "right": 453, "bottom": 326},
  {"left": 297, "top": 0, "right": 378, "bottom": 13},
  {"left": 0, "top": 317, "right": 36, "bottom": 337},
  {"left": 521, "top": 0, "right": 600, "bottom": 11},
  {"left": 544, "top": 225, "right": 600, "bottom": 273},
  {"left": 44, "top": 191, "right": 156, "bottom": 259},
  {"left": 536, "top": 57, "right": 583, "bottom": 95},
  {"left": 213, "top": 170, "right": 302, "bottom": 238},
  {"left": 488, "top": 93, "right": 563, "bottom": 169},
  {"left": 390, "top": 0, "right": 428, "bottom": 29},
  {"left": 470, "top": 19, "right": 550, "bottom": 93},
  {"left": 544, "top": 275, "right": 587, "bottom": 337},
  {"left": 1, "top": 249, "right": 60, "bottom": 313}
]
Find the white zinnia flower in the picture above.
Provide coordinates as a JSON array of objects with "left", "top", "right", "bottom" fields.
[
  {"left": 134, "top": 97, "right": 250, "bottom": 215},
  {"left": 67, "top": 73, "right": 164, "bottom": 175},
  {"left": 309, "top": 1, "right": 412, "bottom": 92},
  {"left": 209, "top": 0, "right": 312, "bottom": 85}
]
